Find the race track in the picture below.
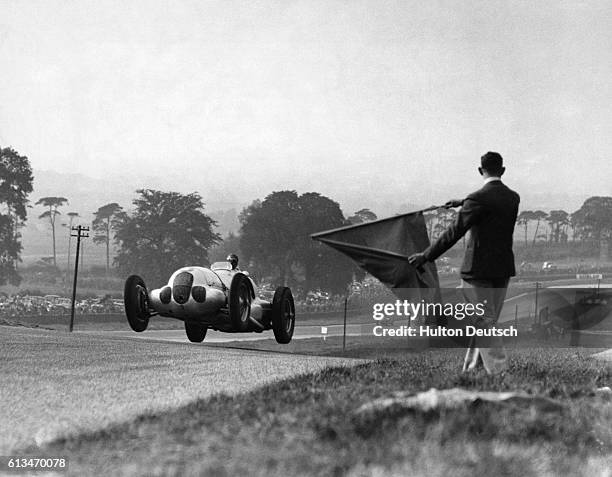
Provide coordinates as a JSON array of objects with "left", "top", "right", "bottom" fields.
[
  {"left": 83, "top": 323, "right": 365, "bottom": 344},
  {"left": 3, "top": 283, "right": 610, "bottom": 455},
  {"left": 0, "top": 326, "right": 364, "bottom": 454}
]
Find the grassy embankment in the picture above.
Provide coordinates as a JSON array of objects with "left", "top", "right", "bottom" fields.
[{"left": 38, "top": 347, "right": 611, "bottom": 477}]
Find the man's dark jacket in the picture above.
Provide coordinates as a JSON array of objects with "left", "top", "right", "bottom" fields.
[{"left": 424, "top": 180, "right": 520, "bottom": 280}]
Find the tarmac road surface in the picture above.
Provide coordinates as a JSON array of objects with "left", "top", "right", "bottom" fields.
[
  {"left": 83, "top": 323, "right": 366, "bottom": 344},
  {"left": 86, "top": 284, "right": 612, "bottom": 346},
  {"left": 0, "top": 326, "right": 364, "bottom": 454},
  {"left": 76, "top": 291, "right": 566, "bottom": 346}
]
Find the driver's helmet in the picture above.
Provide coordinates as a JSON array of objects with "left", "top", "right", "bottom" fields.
[{"left": 226, "top": 254, "right": 239, "bottom": 270}]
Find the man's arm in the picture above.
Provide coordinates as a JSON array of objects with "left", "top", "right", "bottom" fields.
[{"left": 408, "top": 197, "right": 486, "bottom": 267}]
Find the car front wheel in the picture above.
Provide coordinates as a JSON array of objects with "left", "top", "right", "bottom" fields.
[
  {"left": 272, "top": 287, "right": 295, "bottom": 344},
  {"left": 124, "top": 275, "right": 150, "bottom": 332},
  {"left": 229, "top": 273, "right": 252, "bottom": 332}
]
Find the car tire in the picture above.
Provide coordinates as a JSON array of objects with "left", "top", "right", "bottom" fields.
[
  {"left": 272, "top": 287, "right": 295, "bottom": 344},
  {"left": 185, "top": 321, "right": 207, "bottom": 342},
  {"left": 229, "top": 273, "right": 252, "bottom": 332},
  {"left": 124, "top": 275, "right": 150, "bottom": 332}
]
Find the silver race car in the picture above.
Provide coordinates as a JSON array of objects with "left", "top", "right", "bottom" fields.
[{"left": 123, "top": 261, "right": 295, "bottom": 343}]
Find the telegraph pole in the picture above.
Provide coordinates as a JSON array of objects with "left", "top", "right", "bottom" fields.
[
  {"left": 69, "top": 225, "right": 89, "bottom": 332},
  {"left": 65, "top": 212, "right": 80, "bottom": 286}
]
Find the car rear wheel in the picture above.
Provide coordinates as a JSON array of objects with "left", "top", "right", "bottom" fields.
[
  {"left": 272, "top": 287, "right": 295, "bottom": 344},
  {"left": 124, "top": 275, "right": 150, "bottom": 332},
  {"left": 185, "top": 321, "right": 207, "bottom": 342},
  {"left": 229, "top": 273, "right": 252, "bottom": 332}
]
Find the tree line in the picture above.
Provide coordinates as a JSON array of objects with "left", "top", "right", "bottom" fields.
[
  {"left": 2, "top": 144, "right": 612, "bottom": 292},
  {"left": 423, "top": 201, "right": 612, "bottom": 253},
  {"left": 92, "top": 190, "right": 367, "bottom": 293},
  {"left": 516, "top": 200, "right": 612, "bottom": 251}
]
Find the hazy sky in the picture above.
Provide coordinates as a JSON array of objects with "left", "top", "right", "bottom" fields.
[{"left": 1, "top": 0, "right": 611, "bottom": 210}]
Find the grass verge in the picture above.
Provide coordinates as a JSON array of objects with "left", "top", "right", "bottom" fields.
[{"left": 34, "top": 348, "right": 612, "bottom": 477}]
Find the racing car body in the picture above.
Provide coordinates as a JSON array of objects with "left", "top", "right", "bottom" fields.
[{"left": 124, "top": 261, "right": 295, "bottom": 343}]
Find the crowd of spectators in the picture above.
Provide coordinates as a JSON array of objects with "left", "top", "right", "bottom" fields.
[
  {"left": 0, "top": 294, "right": 123, "bottom": 318},
  {"left": 290, "top": 279, "right": 395, "bottom": 313},
  {"left": 1, "top": 277, "right": 398, "bottom": 319}
]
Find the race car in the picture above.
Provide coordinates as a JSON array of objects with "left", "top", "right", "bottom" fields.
[{"left": 123, "top": 261, "right": 295, "bottom": 343}]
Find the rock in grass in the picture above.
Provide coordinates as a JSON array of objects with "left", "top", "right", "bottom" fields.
[{"left": 355, "top": 387, "right": 565, "bottom": 416}]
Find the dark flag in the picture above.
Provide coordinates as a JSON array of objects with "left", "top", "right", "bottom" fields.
[{"left": 311, "top": 209, "right": 440, "bottom": 300}]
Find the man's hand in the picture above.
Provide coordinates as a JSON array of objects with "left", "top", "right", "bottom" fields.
[
  {"left": 444, "top": 199, "right": 464, "bottom": 208},
  {"left": 408, "top": 253, "right": 428, "bottom": 269}
]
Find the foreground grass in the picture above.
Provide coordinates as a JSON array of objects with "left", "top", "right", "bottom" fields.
[{"left": 35, "top": 348, "right": 611, "bottom": 477}]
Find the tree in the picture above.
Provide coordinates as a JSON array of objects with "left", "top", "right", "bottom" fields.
[
  {"left": 347, "top": 208, "right": 377, "bottom": 224},
  {"left": 92, "top": 203, "right": 123, "bottom": 274},
  {"left": 239, "top": 191, "right": 302, "bottom": 286},
  {"left": 294, "top": 192, "right": 353, "bottom": 293},
  {"left": 36, "top": 196, "right": 68, "bottom": 267},
  {"left": 0, "top": 147, "right": 34, "bottom": 285},
  {"left": 516, "top": 210, "right": 534, "bottom": 246},
  {"left": 208, "top": 231, "right": 242, "bottom": 264},
  {"left": 546, "top": 210, "right": 569, "bottom": 244},
  {"left": 114, "top": 189, "right": 220, "bottom": 285},
  {"left": 239, "top": 190, "right": 354, "bottom": 293},
  {"left": 531, "top": 210, "right": 548, "bottom": 246},
  {"left": 0, "top": 147, "right": 34, "bottom": 225},
  {"left": 574, "top": 197, "right": 612, "bottom": 239},
  {"left": 570, "top": 209, "right": 587, "bottom": 244},
  {"left": 571, "top": 196, "right": 612, "bottom": 258}
]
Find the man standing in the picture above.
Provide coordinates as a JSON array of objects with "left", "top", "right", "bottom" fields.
[{"left": 408, "top": 152, "right": 520, "bottom": 374}]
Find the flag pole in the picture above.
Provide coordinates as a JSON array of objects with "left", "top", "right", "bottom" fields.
[{"left": 310, "top": 205, "right": 445, "bottom": 239}]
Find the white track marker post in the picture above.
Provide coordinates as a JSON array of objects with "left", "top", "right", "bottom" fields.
[
  {"left": 534, "top": 282, "right": 540, "bottom": 325},
  {"left": 69, "top": 225, "right": 89, "bottom": 332},
  {"left": 343, "top": 296, "right": 348, "bottom": 352},
  {"left": 321, "top": 326, "right": 328, "bottom": 341},
  {"left": 515, "top": 304, "right": 518, "bottom": 328}
]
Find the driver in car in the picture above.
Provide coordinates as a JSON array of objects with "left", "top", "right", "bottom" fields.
[{"left": 227, "top": 254, "right": 240, "bottom": 271}]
